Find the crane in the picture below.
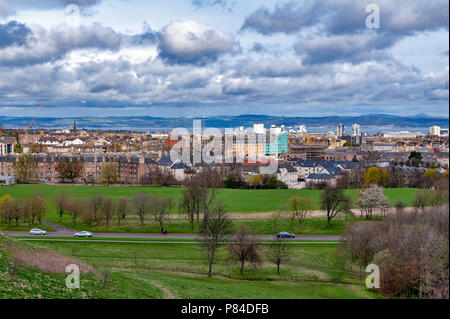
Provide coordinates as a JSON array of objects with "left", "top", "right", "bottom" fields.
[
  {"left": 22, "top": 101, "right": 44, "bottom": 144},
  {"left": 27, "top": 101, "right": 44, "bottom": 132}
]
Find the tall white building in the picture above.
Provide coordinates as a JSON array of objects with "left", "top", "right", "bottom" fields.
[
  {"left": 269, "top": 125, "right": 282, "bottom": 135},
  {"left": 253, "top": 124, "right": 265, "bottom": 134},
  {"left": 430, "top": 126, "right": 441, "bottom": 136},
  {"left": 337, "top": 123, "right": 344, "bottom": 138},
  {"left": 352, "top": 123, "right": 361, "bottom": 136}
]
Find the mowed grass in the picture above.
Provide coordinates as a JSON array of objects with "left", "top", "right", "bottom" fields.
[
  {"left": 54, "top": 216, "right": 352, "bottom": 235},
  {"left": 24, "top": 240, "right": 379, "bottom": 299},
  {"left": 0, "top": 184, "right": 417, "bottom": 223}
]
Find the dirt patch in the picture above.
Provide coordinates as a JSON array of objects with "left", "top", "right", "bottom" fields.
[{"left": 10, "top": 247, "right": 94, "bottom": 274}]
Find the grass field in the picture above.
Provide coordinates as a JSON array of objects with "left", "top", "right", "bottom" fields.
[
  {"left": 0, "top": 184, "right": 417, "bottom": 220},
  {"left": 1, "top": 235, "right": 378, "bottom": 299},
  {"left": 0, "top": 234, "right": 109, "bottom": 298},
  {"left": 52, "top": 216, "right": 353, "bottom": 235}
]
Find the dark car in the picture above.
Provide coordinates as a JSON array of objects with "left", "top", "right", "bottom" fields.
[{"left": 276, "top": 232, "right": 295, "bottom": 239}]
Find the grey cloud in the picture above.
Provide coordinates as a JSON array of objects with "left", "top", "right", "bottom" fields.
[
  {"left": 230, "top": 57, "right": 305, "bottom": 78},
  {"left": 241, "top": 0, "right": 322, "bottom": 35},
  {"left": 324, "top": 0, "right": 449, "bottom": 36},
  {"left": 294, "top": 33, "right": 397, "bottom": 64},
  {"left": 243, "top": 0, "right": 448, "bottom": 65},
  {"left": 158, "top": 20, "right": 236, "bottom": 65},
  {"left": 0, "top": 56, "right": 447, "bottom": 113},
  {"left": 251, "top": 42, "right": 264, "bottom": 52},
  {"left": 242, "top": 0, "right": 448, "bottom": 36},
  {"left": 168, "top": 69, "right": 214, "bottom": 89},
  {"left": 0, "top": 21, "right": 32, "bottom": 49},
  {"left": 0, "top": 22, "right": 122, "bottom": 66},
  {"left": 191, "top": 0, "right": 235, "bottom": 11}
]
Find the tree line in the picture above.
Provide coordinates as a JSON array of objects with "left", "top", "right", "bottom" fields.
[
  {"left": 340, "top": 205, "right": 449, "bottom": 299},
  {"left": 0, "top": 194, "right": 48, "bottom": 227}
]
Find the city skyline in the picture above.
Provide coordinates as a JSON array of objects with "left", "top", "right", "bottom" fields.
[{"left": 0, "top": 0, "right": 449, "bottom": 118}]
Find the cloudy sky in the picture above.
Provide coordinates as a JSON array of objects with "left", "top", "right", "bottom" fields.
[{"left": 0, "top": 0, "right": 448, "bottom": 118}]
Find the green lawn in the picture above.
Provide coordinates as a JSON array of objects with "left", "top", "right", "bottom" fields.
[
  {"left": 0, "top": 185, "right": 418, "bottom": 223},
  {"left": 10, "top": 238, "right": 378, "bottom": 299},
  {"left": 0, "top": 235, "right": 110, "bottom": 298},
  {"left": 51, "top": 216, "right": 352, "bottom": 235}
]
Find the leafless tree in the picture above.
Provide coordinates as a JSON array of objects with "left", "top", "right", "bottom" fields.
[
  {"left": 0, "top": 198, "right": 20, "bottom": 227},
  {"left": 320, "top": 187, "right": 352, "bottom": 228},
  {"left": 228, "top": 224, "right": 261, "bottom": 275},
  {"left": 132, "top": 192, "right": 151, "bottom": 227},
  {"left": 27, "top": 194, "right": 48, "bottom": 224},
  {"left": 66, "top": 199, "right": 83, "bottom": 224},
  {"left": 87, "top": 193, "right": 104, "bottom": 225},
  {"left": 199, "top": 203, "right": 234, "bottom": 277},
  {"left": 179, "top": 185, "right": 203, "bottom": 230},
  {"left": 102, "top": 197, "right": 115, "bottom": 226},
  {"left": 271, "top": 211, "right": 282, "bottom": 234},
  {"left": 117, "top": 197, "right": 128, "bottom": 225},
  {"left": 184, "top": 167, "right": 224, "bottom": 227},
  {"left": 265, "top": 238, "right": 292, "bottom": 275},
  {"left": 54, "top": 191, "right": 68, "bottom": 221},
  {"left": 341, "top": 207, "right": 449, "bottom": 298},
  {"left": 150, "top": 195, "right": 173, "bottom": 232},
  {"left": 288, "top": 196, "right": 313, "bottom": 233},
  {"left": 341, "top": 222, "right": 381, "bottom": 276},
  {"left": 412, "top": 190, "right": 429, "bottom": 213}
]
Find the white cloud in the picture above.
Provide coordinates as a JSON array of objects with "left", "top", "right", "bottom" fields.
[{"left": 158, "top": 20, "right": 236, "bottom": 64}]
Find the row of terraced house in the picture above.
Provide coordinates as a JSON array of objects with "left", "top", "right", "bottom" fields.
[{"left": 0, "top": 153, "right": 190, "bottom": 185}]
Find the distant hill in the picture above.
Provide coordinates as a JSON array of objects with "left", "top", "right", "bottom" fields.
[{"left": 0, "top": 114, "right": 448, "bottom": 131}]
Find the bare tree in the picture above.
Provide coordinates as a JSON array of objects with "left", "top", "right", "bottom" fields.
[
  {"left": 271, "top": 211, "right": 282, "bottom": 234},
  {"left": 287, "top": 196, "right": 313, "bottom": 233},
  {"left": 320, "top": 187, "right": 352, "bottom": 228},
  {"left": 87, "top": 193, "right": 104, "bottom": 225},
  {"left": 132, "top": 192, "right": 151, "bottom": 227},
  {"left": 341, "top": 208, "right": 449, "bottom": 298},
  {"left": 199, "top": 203, "right": 234, "bottom": 277},
  {"left": 265, "top": 238, "right": 292, "bottom": 275},
  {"left": 66, "top": 199, "right": 83, "bottom": 224},
  {"left": 187, "top": 167, "right": 224, "bottom": 227},
  {"left": 228, "top": 224, "right": 261, "bottom": 275},
  {"left": 0, "top": 198, "right": 20, "bottom": 227},
  {"left": 102, "top": 197, "right": 115, "bottom": 226},
  {"left": 341, "top": 222, "right": 380, "bottom": 276},
  {"left": 117, "top": 197, "right": 128, "bottom": 225},
  {"left": 412, "top": 190, "right": 429, "bottom": 213},
  {"left": 150, "top": 195, "right": 173, "bottom": 232},
  {"left": 27, "top": 194, "right": 48, "bottom": 224},
  {"left": 178, "top": 185, "right": 203, "bottom": 231},
  {"left": 54, "top": 191, "right": 68, "bottom": 221}
]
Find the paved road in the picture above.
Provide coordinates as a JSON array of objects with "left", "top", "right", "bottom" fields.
[
  {"left": 15, "top": 238, "right": 338, "bottom": 244},
  {"left": 5, "top": 231, "right": 340, "bottom": 241}
]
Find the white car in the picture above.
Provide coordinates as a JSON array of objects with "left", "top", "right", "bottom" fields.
[
  {"left": 30, "top": 228, "right": 47, "bottom": 235},
  {"left": 74, "top": 231, "right": 93, "bottom": 237}
]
